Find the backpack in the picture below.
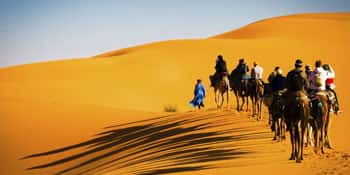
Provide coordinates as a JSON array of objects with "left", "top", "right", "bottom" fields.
[
  {"left": 290, "top": 70, "right": 304, "bottom": 91},
  {"left": 314, "top": 70, "right": 323, "bottom": 87}
]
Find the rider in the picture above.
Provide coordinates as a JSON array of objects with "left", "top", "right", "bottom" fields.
[
  {"left": 305, "top": 65, "right": 312, "bottom": 80},
  {"left": 268, "top": 66, "right": 280, "bottom": 83},
  {"left": 323, "top": 64, "right": 340, "bottom": 114},
  {"left": 286, "top": 59, "right": 309, "bottom": 92},
  {"left": 251, "top": 61, "right": 264, "bottom": 86},
  {"left": 210, "top": 55, "right": 228, "bottom": 87},
  {"left": 236, "top": 58, "right": 250, "bottom": 81},
  {"left": 308, "top": 60, "right": 328, "bottom": 93},
  {"left": 284, "top": 59, "right": 310, "bottom": 130},
  {"left": 269, "top": 67, "right": 286, "bottom": 130},
  {"left": 271, "top": 67, "right": 286, "bottom": 93},
  {"left": 252, "top": 62, "right": 263, "bottom": 80}
]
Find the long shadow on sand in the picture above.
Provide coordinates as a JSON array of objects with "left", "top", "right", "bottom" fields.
[{"left": 21, "top": 110, "right": 271, "bottom": 175}]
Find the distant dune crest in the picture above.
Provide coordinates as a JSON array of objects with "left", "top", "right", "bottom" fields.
[
  {"left": 211, "top": 12, "right": 350, "bottom": 39},
  {"left": 93, "top": 13, "right": 350, "bottom": 59}
]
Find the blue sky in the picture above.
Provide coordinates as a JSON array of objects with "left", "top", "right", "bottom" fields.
[{"left": 0, "top": 0, "right": 349, "bottom": 67}]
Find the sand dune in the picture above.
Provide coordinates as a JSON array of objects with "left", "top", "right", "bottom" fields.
[
  {"left": 1, "top": 12, "right": 350, "bottom": 175},
  {"left": 15, "top": 110, "right": 350, "bottom": 175}
]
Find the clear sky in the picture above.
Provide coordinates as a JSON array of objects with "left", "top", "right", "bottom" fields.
[{"left": 0, "top": 0, "right": 349, "bottom": 67}]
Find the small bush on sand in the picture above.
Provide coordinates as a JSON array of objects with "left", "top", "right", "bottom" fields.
[{"left": 164, "top": 105, "right": 178, "bottom": 112}]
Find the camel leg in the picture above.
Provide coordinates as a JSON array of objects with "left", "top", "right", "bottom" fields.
[
  {"left": 220, "top": 92, "right": 224, "bottom": 108},
  {"left": 296, "top": 125, "right": 302, "bottom": 163},
  {"left": 305, "top": 124, "right": 310, "bottom": 147},
  {"left": 240, "top": 95, "right": 244, "bottom": 111},
  {"left": 239, "top": 95, "right": 243, "bottom": 111},
  {"left": 289, "top": 126, "right": 296, "bottom": 160},
  {"left": 308, "top": 122, "right": 315, "bottom": 147},
  {"left": 250, "top": 96, "right": 255, "bottom": 117},
  {"left": 259, "top": 94, "right": 263, "bottom": 120},
  {"left": 321, "top": 122, "right": 325, "bottom": 154},
  {"left": 257, "top": 98, "right": 260, "bottom": 119},
  {"left": 256, "top": 97, "right": 259, "bottom": 118},
  {"left": 325, "top": 112, "right": 333, "bottom": 149},
  {"left": 235, "top": 92, "right": 240, "bottom": 111},
  {"left": 277, "top": 119, "right": 281, "bottom": 141},
  {"left": 309, "top": 124, "right": 314, "bottom": 146},
  {"left": 253, "top": 96, "right": 256, "bottom": 116},
  {"left": 278, "top": 118, "right": 282, "bottom": 141},
  {"left": 216, "top": 90, "right": 222, "bottom": 108},
  {"left": 240, "top": 96, "right": 245, "bottom": 111},
  {"left": 214, "top": 90, "right": 218, "bottom": 108},
  {"left": 254, "top": 97, "right": 257, "bottom": 118},
  {"left": 300, "top": 122, "right": 306, "bottom": 161},
  {"left": 260, "top": 99, "right": 263, "bottom": 120},
  {"left": 282, "top": 118, "right": 286, "bottom": 140},
  {"left": 273, "top": 118, "right": 277, "bottom": 140},
  {"left": 268, "top": 110, "right": 272, "bottom": 125},
  {"left": 305, "top": 123, "right": 309, "bottom": 147},
  {"left": 226, "top": 90, "right": 229, "bottom": 108},
  {"left": 258, "top": 99, "right": 262, "bottom": 120},
  {"left": 246, "top": 96, "right": 249, "bottom": 112},
  {"left": 218, "top": 91, "right": 223, "bottom": 108},
  {"left": 314, "top": 121, "right": 320, "bottom": 154}
]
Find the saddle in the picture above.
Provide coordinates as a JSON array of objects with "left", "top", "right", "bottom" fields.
[
  {"left": 308, "top": 90, "right": 331, "bottom": 105},
  {"left": 284, "top": 90, "right": 309, "bottom": 107},
  {"left": 210, "top": 72, "right": 226, "bottom": 87}
]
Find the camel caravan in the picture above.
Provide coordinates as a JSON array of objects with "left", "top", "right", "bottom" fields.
[{"left": 195, "top": 55, "right": 341, "bottom": 163}]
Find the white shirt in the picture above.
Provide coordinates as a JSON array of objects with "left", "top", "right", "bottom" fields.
[
  {"left": 254, "top": 65, "right": 263, "bottom": 79},
  {"left": 310, "top": 67, "right": 328, "bottom": 91}
]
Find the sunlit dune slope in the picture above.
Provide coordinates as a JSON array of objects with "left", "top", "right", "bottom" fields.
[
  {"left": 0, "top": 12, "right": 350, "bottom": 175},
  {"left": 1, "top": 13, "right": 349, "bottom": 113}
]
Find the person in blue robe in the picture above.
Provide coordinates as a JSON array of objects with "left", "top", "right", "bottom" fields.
[{"left": 190, "top": 79, "right": 206, "bottom": 109}]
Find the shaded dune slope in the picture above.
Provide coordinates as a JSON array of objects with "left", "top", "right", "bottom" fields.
[{"left": 21, "top": 110, "right": 276, "bottom": 175}]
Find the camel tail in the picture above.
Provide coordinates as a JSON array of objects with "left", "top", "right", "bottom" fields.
[
  {"left": 317, "top": 101, "right": 323, "bottom": 118},
  {"left": 296, "top": 101, "right": 305, "bottom": 119}
]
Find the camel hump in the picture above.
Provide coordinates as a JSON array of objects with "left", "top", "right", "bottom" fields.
[{"left": 292, "top": 91, "right": 308, "bottom": 98}]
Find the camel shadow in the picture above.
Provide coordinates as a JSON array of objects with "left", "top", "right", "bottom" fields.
[{"left": 21, "top": 111, "right": 271, "bottom": 175}]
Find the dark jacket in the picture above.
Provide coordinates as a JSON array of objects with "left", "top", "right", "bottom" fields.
[
  {"left": 215, "top": 60, "right": 228, "bottom": 73},
  {"left": 238, "top": 63, "right": 249, "bottom": 74},
  {"left": 271, "top": 74, "right": 286, "bottom": 92},
  {"left": 286, "top": 68, "right": 309, "bottom": 92}
]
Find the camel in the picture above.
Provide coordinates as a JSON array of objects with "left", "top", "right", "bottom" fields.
[
  {"left": 262, "top": 83, "right": 286, "bottom": 141},
  {"left": 229, "top": 69, "right": 250, "bottom": 112},
  {"left": 309, "top": 92, "right": 330, "bottom": 154},
  {"left": 263, "top": 83, "right": 274, "bottom": 125},
  {"left": 249, "top": 79, "right": 264, "bottom": 120},
  {"left": 212, "top": 74, "right": 229, "bottom": 108},
  {"left": 324, "top": 90, "right": 337, "bottom": 149},
  {"left": 270, "top": 92, "right": 286, "bottom": 141},
  {"left": 284, "top": 91, "right": 310, "bottom": 163}
]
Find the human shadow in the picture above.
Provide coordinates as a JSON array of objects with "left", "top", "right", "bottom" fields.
[{"left": 21, "top": 110, "right": 271, "bottom": 175}]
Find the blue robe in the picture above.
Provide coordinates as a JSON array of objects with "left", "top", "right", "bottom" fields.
[{"left": 190, "top": 83, "right": 206, "bottom": 107}]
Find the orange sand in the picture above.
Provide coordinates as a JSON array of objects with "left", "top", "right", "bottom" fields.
[{"left": 0, "top": 12, "right": 349, "bottom": 175}]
